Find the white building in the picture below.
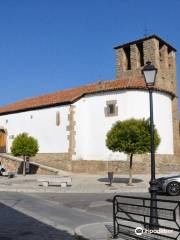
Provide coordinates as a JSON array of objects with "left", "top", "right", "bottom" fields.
[{"left": 0, "top": 35, "right": 179, "bottom": 173}]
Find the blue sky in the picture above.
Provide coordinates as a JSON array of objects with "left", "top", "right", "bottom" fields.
[{"left": 0, "top": 0, "right": 180, "bottom": 107}]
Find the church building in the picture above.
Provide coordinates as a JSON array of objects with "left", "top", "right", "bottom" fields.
[{"left": 0, "top": 35, "right": 179, "bottom": 173}]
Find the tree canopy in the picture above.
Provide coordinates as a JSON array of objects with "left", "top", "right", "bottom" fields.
[
  {"left": 106, "top": 118, "right": 161, "bottom": 185},
  {"left": 106, "top": 118, "right": 160, "bottom": 155},
  {"left": 11, "top": 133, "right": 39, "bottom": 157}
]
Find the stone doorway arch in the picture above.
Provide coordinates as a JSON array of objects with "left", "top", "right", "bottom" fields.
[{"left": 0, "top": 128, "right": 7, "bottom": 153}]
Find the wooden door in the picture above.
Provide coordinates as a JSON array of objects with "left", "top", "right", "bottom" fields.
[{"left": 0, "top": 130, "right": 6, "bottom": 153}]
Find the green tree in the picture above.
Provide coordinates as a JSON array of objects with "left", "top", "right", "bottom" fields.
[
  {"left": 106, "top": 119, "right": 160, "bottom": 185},
  {"left": 11, "top": 133, "right": 39, "bottom": 175}
]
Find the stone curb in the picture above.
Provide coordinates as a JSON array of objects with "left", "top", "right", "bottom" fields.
[
  {"left": 0, "top": 187, "right": 149, "bottom": 193},
  {"left": 0, "top": 187, "right": 71, "bottom": 193},
  {"left": 0, "top": 188, "right": 48, "bottom": 193},
  {"left": 74, "top": 226, "right": 89, "bottom": 240},
  {"left": 74, "top": 222, "right": 113, "bottom": 240}
]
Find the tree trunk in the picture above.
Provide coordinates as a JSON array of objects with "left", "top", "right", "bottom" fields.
[
  {"left": 23, "top": 155, "right": 26, "bottom": 176},
  {"left": 128, "top": 154, "right": 133, "bottom": 185}
]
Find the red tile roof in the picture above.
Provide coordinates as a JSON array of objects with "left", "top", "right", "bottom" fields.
[{"left": 0, "top": 79, "right": 175, "bottom": 115}]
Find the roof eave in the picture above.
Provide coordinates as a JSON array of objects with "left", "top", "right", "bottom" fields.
[
  {"left": 0, "top": 86, "right": 176, "bottom": 116},
  {"left": 0, "top": 101, "right": 71, "bottom": 116},
  {"left": 114, "top": 34, "right": 177, "bottom": 52}
]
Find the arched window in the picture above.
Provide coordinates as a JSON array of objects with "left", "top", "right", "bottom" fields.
[{"left": 56, "top": 111, "right": 60, "bottom": 126}]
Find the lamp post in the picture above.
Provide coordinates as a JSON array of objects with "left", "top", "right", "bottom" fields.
[{"left": 142, "top": 61, "right": 159, "bottom": 229}]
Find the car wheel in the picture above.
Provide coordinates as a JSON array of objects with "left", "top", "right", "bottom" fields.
[{"left": 166, "top": 181, "right": 180, "bottom": 196}]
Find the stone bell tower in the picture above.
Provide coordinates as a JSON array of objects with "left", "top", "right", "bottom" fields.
[{"left": 114, "top": 35, "right": 179, "bottom": 156}]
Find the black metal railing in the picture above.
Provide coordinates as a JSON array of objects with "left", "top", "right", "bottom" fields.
[{"left": 113, "top": 195, "right": 180, "bottom": 240}]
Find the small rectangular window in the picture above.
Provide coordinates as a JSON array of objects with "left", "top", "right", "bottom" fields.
[
  {"left": 108, "top": 104, "right": 115, "bottom": 114},
  {"left": 104, "top": 100, "right": 118, "bottom": 117}
]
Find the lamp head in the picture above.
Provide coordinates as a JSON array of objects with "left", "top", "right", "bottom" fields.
[{"left": 142, "top": 61, "right": 157, "bottom": 86}]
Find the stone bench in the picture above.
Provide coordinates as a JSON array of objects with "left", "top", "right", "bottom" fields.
[{"left": 37, "top": 176, "right": 72, "bottom": 187}]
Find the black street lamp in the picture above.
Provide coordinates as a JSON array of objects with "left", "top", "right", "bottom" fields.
[{"left": 142, "top": 61, "right": 159, "bottom": 229}]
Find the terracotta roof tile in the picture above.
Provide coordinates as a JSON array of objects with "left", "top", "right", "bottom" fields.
[{"left": 0, "top": 79, "right": 175, "bottom": 115}]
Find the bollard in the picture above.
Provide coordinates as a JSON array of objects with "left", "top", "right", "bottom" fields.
[{"left": 108, "top": 171, "right": 114, "bottom": 186}]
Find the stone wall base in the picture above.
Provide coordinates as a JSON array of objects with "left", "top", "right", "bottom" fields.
[
  {"left": 32, "top": 153, "right": 69, "bottom": 161},
  {"left": 4, "top": 153, "right": 179, "bottom": 175},
  {"left": 30, "top": 153, "right": 180, "bottom": 174},
  {"left": 1, "top": 155, "right": 21, "bottom": 173},
  {"left": 31, "top": 153, "right": 72, "bottom": 171},
  {"left": 0, "top": 154, "right": 59, "bottom": 175}
]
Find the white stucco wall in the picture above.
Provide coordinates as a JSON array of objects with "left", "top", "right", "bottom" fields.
[
  {"left": 74, "top": 90, "right": 173, "bottom": 161},
  {"left": 0, "top": 89, "right": 174, "bottom": 160},
  {"left": 0, "top": 105, "right": 69, "bottom": 153}
]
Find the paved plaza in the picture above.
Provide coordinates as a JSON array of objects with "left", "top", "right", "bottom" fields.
[
  {"left": 0, "top": 173, "right": 179, "bottom": 239},
  {"left": 0, "top": 172, "right": 152, "bottom": 193}
]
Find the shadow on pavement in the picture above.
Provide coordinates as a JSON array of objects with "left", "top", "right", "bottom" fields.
[
  {"left": 98, "top": 177, "right": 143, "bottom": 184},
  {"left": 0, "top": 202, "right": 75, "bottom": 240}
]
